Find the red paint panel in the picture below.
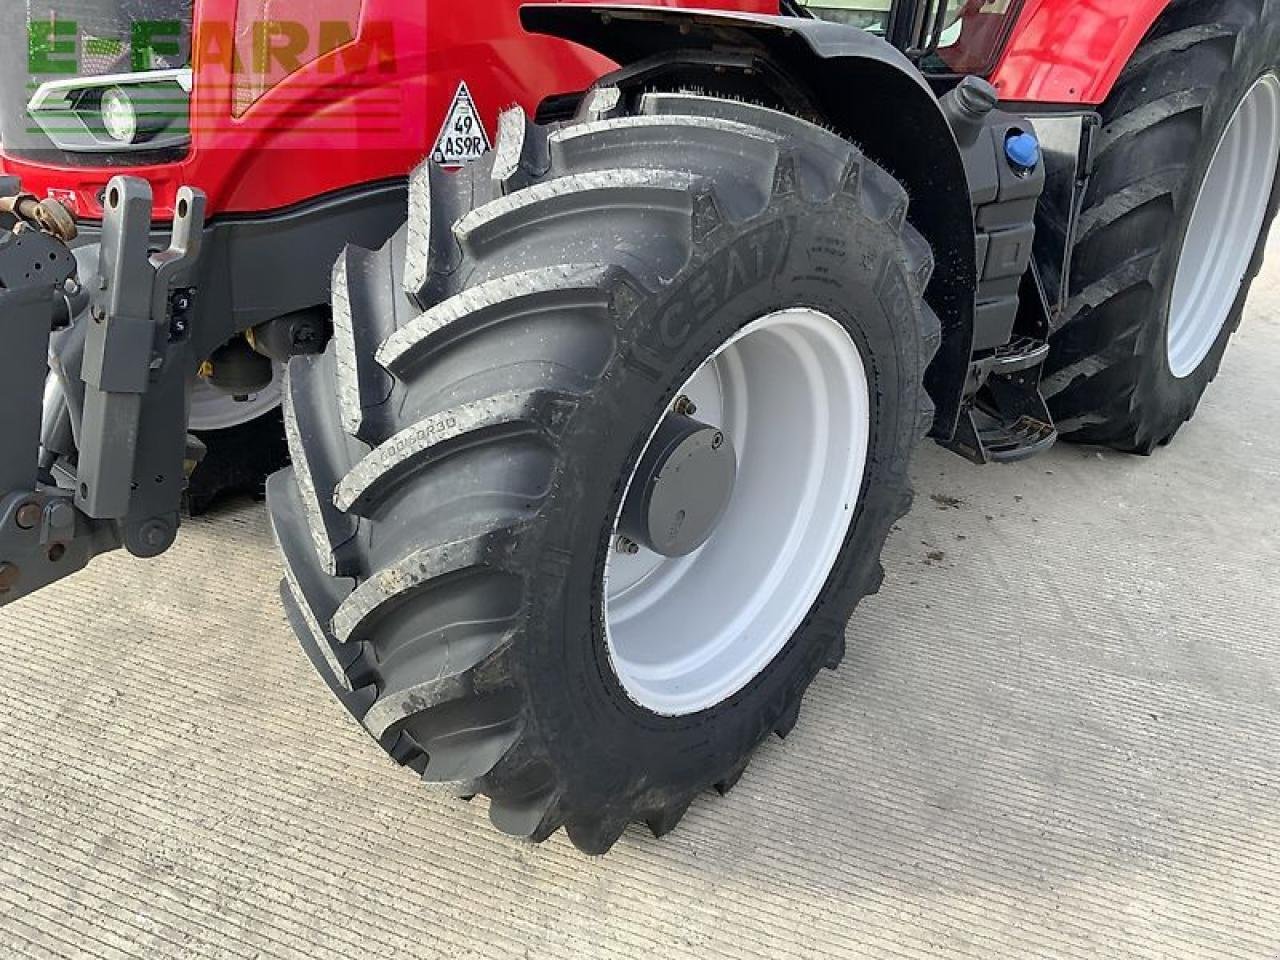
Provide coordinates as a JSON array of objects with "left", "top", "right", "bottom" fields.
[
  {"left": 991, "top": 0, "right": 1170, "bottom": 104},
  {"left": 1, "top": 0, "right": 636, "bottom": 218},
  {"left": 1, "top": 0, "right": 778, "bottom": 219},
  {"left": 3, "top": 0, "right": 1176, "bottom": 217},
  {"left": 230, "top": 0, "right": 368, "bottom": 116}
]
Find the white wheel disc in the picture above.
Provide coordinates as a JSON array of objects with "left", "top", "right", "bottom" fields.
[
  {"left": 189, "top": 364, "right": 285, "bottom": 432},
  {"left": 1168, "top": 73, "right": 1280, "bottom": 378},
  {"left": 603, "top": 308, "right": 870, "bottom": 716}
]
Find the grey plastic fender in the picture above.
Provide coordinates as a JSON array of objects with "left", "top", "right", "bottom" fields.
[{"left": 521, "top": 4, "right": 978, "bottom": 438}]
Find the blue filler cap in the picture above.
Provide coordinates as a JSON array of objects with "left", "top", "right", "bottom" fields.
[{"left": 1005, "top": 132, "right": 1041, "bottom": 173}]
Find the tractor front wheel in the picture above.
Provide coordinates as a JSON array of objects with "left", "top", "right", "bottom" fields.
[{"left": 267, "top": 93, "right": 938, "bottom": 852}]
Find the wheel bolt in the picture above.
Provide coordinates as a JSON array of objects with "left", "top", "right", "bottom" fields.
[{"left": 15, "top": 503, "right": 41, "bottom": 530}]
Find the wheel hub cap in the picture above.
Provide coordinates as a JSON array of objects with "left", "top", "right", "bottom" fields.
[
  {"left": 618, "top": 412, "right": 737, "bottom": 558},
  {"left": 188, "top": 363, "right": 285, "bottom": 432}
]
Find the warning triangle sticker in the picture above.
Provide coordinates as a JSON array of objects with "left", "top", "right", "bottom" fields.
[{"left": 431, "top": 82, "right": 492, "bottom": 167}]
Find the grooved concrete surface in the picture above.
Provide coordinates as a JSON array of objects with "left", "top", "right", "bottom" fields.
[{"left": 3, "top": 260, "right": 1280, "bottom": 960}]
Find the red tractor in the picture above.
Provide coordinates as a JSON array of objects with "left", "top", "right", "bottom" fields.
[{"left": 0, "top": 0, "right": 1274, "bottom": 853}]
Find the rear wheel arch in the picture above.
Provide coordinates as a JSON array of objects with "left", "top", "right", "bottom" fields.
[{"left": 521, "top": 3, "right": 977, "bottom": 440}]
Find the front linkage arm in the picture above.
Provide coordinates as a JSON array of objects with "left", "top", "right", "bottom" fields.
[{"left": 0, "top": 175, "right": 206, "bottom": 607}]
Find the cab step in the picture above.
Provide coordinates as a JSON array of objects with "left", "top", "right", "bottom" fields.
[
  {"left": 987, "top": 336, "right": 1050, "bottom": 375},
  {"left": 958, "top": 409, "right": 1058, "bottom": 463},
  {"left": 945, "top": 338, "right": 1059, "bottom": 465}
]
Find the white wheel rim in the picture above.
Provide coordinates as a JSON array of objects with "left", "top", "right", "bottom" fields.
[
  {"left": 603, "top": 308, "right": 870, "bottom": 716},
  {"left": 1168, "top": 73, "right": 1280, "bottom": 378},
  {"left": 188, "top": 364, "right": 284, "bottom": 432}
]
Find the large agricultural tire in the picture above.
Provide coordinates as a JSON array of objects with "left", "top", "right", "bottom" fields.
[
  {"left": 267, "top": 92, "right": 939, "bottom": 853},
  {"left": 1043, "top": 0, "right": 1280, "bottom": 453}
]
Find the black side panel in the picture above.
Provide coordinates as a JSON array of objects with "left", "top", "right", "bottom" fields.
[
  {"left": 71, "top": 181, "right": 408, "bottom": 360},
  {"left": 521, "top": 4, "right": 977, "bottom": 440},
  {"left": 963, "top": 108, "right": 1047, "bottom": 351},
  {"left": 51, "top": 181, "right": 409, "bottom": 507},
  {"left": 194, "top": 182, "right": 407, "bottom": 356}
]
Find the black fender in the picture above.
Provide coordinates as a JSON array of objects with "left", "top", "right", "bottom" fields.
[{"left": 521, "top": 4, "right": 977, "bottom": 439}]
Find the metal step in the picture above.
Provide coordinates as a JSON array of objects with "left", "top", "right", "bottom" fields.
[
  {"left": 986, "top": 337, "right": 1050, "bottom": 375},
  {"left": 945, "top": 334, "right": 1059, "bottom": 465},
  {"left": 973, "top": 411, "right": 1058, "bottom": 463}
]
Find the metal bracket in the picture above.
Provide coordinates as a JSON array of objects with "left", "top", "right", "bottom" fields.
[
  {"left": 0, "top": 178, "right": 121, "bottom": 607},
  {"left": 77, "top": 178, "right": 206, "bottom": 535},
  {"left": 0, "top": 189, "right": 78, "bottom": 497},
  {"left": 0, "top": 490, "right": 120, "bottom": 606},
  {"left": 1027, "top": 111, "right": 1102, "bottom": 329},
  {"left": 0, "top": 174, "right": 212, "bottom": 605}
]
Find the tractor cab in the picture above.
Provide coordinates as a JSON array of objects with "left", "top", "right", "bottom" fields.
[{"left": 794, "top": 0, "right": 1024, "bottom": 79}]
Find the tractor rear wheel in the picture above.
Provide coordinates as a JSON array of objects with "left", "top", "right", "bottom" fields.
[
  {"left": 267, "top": 93, "right": 938, "bottom": 853},
  {"left": 1044, "top": 0, "right": 1280, "bottom": 452}
]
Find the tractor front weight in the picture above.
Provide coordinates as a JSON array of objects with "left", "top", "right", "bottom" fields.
[{"left": 0, "top": 175, "right": 204, "bottom": 607}]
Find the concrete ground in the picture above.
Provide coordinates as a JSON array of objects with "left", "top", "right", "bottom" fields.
[{"left": 2, "top": 251, "right": 1279, "bottom": 960}]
